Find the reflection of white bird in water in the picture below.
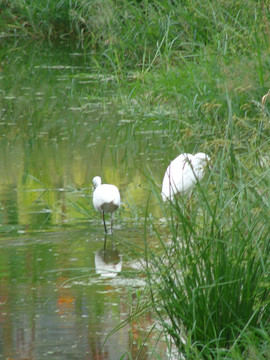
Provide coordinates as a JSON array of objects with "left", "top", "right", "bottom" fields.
[
  {"left": 92, "top": 176, "right": 121, "bottom": 234},
  {"left": 161, "top": 153, "right": 210, "bottom": 201},
  {"left": 95, "top": 248, "right": 122, "bottom": 278}
]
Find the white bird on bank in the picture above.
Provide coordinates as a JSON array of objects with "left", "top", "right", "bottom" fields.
[
  {"left": 92, "top": 176, "right": 121, "bottom": 234},
  {"left": 161, "top": 152, "right": 210, "bottom": 201}
]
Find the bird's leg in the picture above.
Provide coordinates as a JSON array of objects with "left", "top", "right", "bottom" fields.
[
  {"left": 104, "top": 234, "right": 107, "bottom": 251},
  {"left": 102, "top": 211, "right": 107, "bottom": 234},
  {"left": 110, "top": 213, "right": 114, "bottom": 235}
]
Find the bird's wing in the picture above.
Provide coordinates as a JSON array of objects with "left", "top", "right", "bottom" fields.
[
  {"left": 93, "top": 185, "right": 120, "bottom": 211},
  {"left": 170, "top": 156, "right": 197, "bottom": 193},
  {"left": 162, "top": 155, "right": 188, "bottom": 199}
]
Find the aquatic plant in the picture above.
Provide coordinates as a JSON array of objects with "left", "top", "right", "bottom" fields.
[{"left": 144, "top": 113, "right": 270, "bottom": 358}]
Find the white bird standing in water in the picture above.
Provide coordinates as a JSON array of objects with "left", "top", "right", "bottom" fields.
[
  {"left": 92, "top": 176, "right": 121, "bottom": 234},
  {"left": 161, "top": 152, "right": 210, "bottom": 201}
]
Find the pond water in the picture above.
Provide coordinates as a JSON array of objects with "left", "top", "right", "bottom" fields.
[{"left": 0, "top": 40, "right": 170, "bottom": 359}]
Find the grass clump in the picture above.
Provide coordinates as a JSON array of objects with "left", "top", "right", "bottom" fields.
[
  {"left": 0, "top": 0, "right": 73, "bottom": 38},
  {"left": 144, "top": 140, "right": 270, "bottom": 358},
  {"left": 1, "top": 1, "right": 269, "bottom": 70}
]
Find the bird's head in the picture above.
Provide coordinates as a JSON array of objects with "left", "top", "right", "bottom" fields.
[
  {"left": 93, "top": 176, "right": 102, "bottom": 188},
  {"left": 194, "top": 153, "right": 211, "bottom": 168}
]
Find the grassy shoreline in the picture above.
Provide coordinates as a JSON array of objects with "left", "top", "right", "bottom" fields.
[
  {"left": 1, "top": 1, "right": 269, "bottom": 358},
  {"left": 1, "top": 1, "right": 269, "bottom": 66}
]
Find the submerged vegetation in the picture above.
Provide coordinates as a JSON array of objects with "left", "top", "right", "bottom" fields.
[{"left": 1, "top": 0, "right": 270, "bottom": 359}]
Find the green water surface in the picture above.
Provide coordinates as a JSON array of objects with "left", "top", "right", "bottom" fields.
[{"left": 0, "top": 40, "right": 168, "bottom": 359}]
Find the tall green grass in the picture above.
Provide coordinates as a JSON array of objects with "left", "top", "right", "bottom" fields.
[
  {"left": 1, "top": 1, "right": 269, "bottom": 70},
  {"left": 144, "top": 123, "right": 270, "bottom": 358},
  {"left": 1, "top": 1, "right": 269, "bottom": 357}
]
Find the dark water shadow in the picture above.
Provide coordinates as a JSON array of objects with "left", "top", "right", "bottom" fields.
[{"left": 95, "top": 240, "right": 122, "bottom": 278}]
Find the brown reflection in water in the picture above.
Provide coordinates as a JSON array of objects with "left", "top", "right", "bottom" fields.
[{"left": 0, "top": 272, "right": 163, "bottom": 359}]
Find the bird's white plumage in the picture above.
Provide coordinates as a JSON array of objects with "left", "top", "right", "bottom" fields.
[
  {"left": 92, "top": 176, "right": 121, "bottom": 234},
  {"left": 93, "top": 184, "right": 121, "bottom": 213},
  {"left": 161, "top": 152, "right": 210, "bottom": 201}
]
